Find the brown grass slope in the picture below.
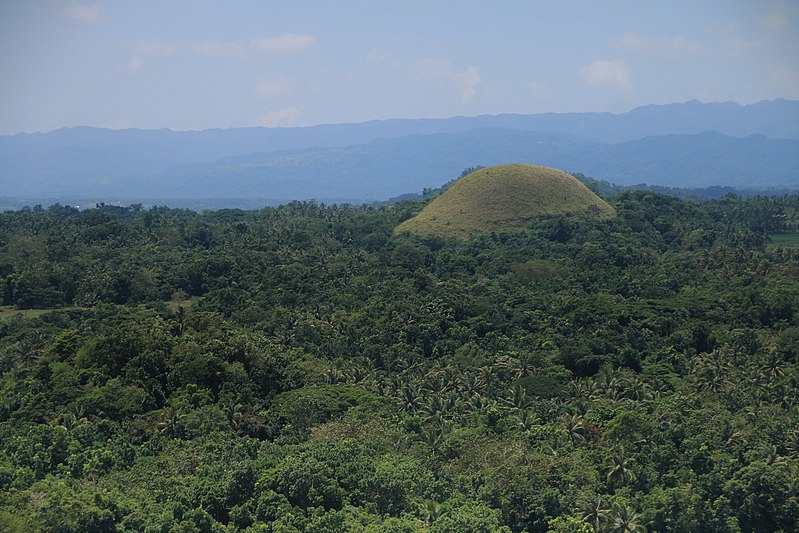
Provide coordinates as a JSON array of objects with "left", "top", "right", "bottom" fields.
[{"left": 395, "top": 164, "right": 615, "bottom": 239}]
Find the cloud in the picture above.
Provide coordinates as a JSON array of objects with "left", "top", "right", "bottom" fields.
[
  {"left": 194, "top": 41, "right": 249, "bottom": 59},
  {"left": 616, "top": 32, "right": 702, "bottom": 53},
  {"left": 771, "top": 67, "right": 799, "bottom": 96},
  {"left": 64, "top": 4, "right": 103, "bottom": 23},
  {"left": 257, "top": 77, "right": 295, "bottom": 98},
  {"left": 528, "top": 80, "right": 545, "bottom": 90},
  {"left": 256, "top": 107, "right": 300, "bottom": 128},
  {"left": 368, "top": 49, "right": 390, "bottom": 64},
  {"left": 412, "top": 58, "right": 452, "bottom": 80},
  {"left": 455, "top": 66, "right": 481, "bottom": 103},
  {"left": 128, "top": 56, "right": 144, "bottom": 72},
  {"left": 763, "top": 0, "right": 799, "bottom": 30},
  {"left": 412, "top": 58, "right": 482, "bottom": 103},
  {"left": 136, "top": 41, "right": 177, "bottom": 58},
  {"left": 580, "top": 59, "right": 631, "bottom": 88},
  {"left": 251, "top": 33, "right": 315, "bottom": 53}
]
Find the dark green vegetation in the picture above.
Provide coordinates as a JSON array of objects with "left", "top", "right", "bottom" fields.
[
  {"left": 396, "top": 165, "right": 615, "bottom": 239},
  {"left": 0, "top": 191, "right": 798, "bottom": 532}
]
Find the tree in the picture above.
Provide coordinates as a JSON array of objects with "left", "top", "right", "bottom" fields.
[
  {"left": 578, "top": 495, "right": 610, "bottom": 532},
  {"left": 608, "top": 502, "right": 645, "bottom": 533},
  {"left": 605, "top": 449, "right": 637, "bottom": 489}
]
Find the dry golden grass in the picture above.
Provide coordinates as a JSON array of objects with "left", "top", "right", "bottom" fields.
[{"left": 395, "top": 164, "right": 615, "bottom": 239}]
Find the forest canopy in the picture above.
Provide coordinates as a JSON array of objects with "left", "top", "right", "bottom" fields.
[{"left": 0, "top": 190, "right": 797, "bottom": 532}]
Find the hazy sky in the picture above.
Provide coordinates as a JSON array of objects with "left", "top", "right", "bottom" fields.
[{"left": 1, "top": 0, "right": 798, "bottom": 134}]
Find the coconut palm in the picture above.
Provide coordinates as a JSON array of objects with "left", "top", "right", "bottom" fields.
[
  {"left": 158, "top": 405, "right": 185, "bottom": 436},
  {"left": 608, "top": 502, "right": 646, "bottom": 533},
  {"left": 620, "top": 375, "right": 649, "bottom": 401},
  {"left": 420, "top": 499, "right": 443, "bottom": 525},
  {"left": 578, "top": 494, "right": 609, "bottom": 532},
  {"left": 322, "top": 367, "right": 345, "bottom": 384},
  {"left": 222, "top": 402, "right": 245, "bottom": 433},
  {"left": 466, "top": 393, "right": 496, "bottom": 415},
  {"left": 420, "top": 425, "right": 449, "bottom": 457},
  {"left": 12, "top": 331, "right": 48, "bottom": 368},
  {"left": 514, "top": 409, "right": 538, "bottom": 432},
  {"left": 476, "top": 365, "right": 495, "bottom": 391},
  {"left": 786, "top": 431, "right": 799, "bottom": 459},
  {"left": 397, "top": 383, "right": 421, "bottom": 414},
  {"left": 52, "top": 404, "right": 89, "bottom": 431},
  {"left": 502, "top": 384, "right": 530, "bottom": 412},
  {"left": 605, "top": 448, "right": 637, "bottom": 489},
  {"left": 595, "top": 367, "right": 622, "bottom": 397},
  {"left": 760, "top": 356, "right": 785, "bottom": 383},
  {"left": 564, "top": 414, "right": 589, "bottom": 446}
]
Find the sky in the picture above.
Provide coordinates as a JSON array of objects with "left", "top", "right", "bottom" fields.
[{"left": 1, "top": 0, "right": 798, "bottom": 135}]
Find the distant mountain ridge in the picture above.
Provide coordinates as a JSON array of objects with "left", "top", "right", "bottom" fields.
[{"left": 1, "top": 100, "right": 798, "bottom": 203}]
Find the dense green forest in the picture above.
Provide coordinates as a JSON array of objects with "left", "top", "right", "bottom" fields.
[{"left": 0, "top": 190, "right": 798, "bottom": 532}]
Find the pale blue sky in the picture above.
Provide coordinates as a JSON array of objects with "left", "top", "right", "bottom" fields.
[{"left": 1, "top": 0, "right": 797, "bottom": 134}]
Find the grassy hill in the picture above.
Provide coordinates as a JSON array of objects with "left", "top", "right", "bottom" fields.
[{"left": 395, "top": 164, "right": 615, "bottom": 239}]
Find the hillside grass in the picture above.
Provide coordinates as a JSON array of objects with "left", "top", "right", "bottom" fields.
[
  {"left": 395, "top": 164, "right": 615, "bottom": 239},
  {"left": 0, "top": 306, "right": 81, "bottom": 320},
  {"left": 0, "top": 298, "right": 198, "bottom": 320},
  {"left": 768, "top": 233, "right": 799, "bottom": 247}
]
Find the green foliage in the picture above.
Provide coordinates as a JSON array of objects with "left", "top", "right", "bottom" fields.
[
  {"left": 430, "top": 499, "right": 505, "bottom": 532},
  {"left": 0, "top": 193, "right": 797, "bottom": 530}
]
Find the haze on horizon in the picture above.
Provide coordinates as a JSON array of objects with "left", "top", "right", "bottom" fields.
[{"left": 1, "top": 0, "right": 798, "bottom": 136}]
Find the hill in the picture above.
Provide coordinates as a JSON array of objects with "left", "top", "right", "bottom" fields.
[
  {"left": 3, "top": 128, "right": 797, "bottom": 204},
  {"left": 2, "top": 100, "right": 798, "bottom": 204},
  {"left": 395, "top": 164, "right": 615, "bottom": 239}
]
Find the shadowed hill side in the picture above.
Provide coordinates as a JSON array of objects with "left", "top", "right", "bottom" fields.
[{"left": 395, "top": 164, "right": 615, "bottom": 239}]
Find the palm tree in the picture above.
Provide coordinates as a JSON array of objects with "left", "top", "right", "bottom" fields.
[
  {"left": 476, "top": 365, "right": 495, "bottom": 391},
  {"left": 223, "top": 402, "right": 245, "bottom": 433},
  {"left": 422, "top": 395, "right": 445, "bottom": 417},
  {"left": 760, "top": 356, "right": 785, "bottom": 383},
  {"left": 595, "top": 367, "right": 621, "bottom": 397},
  {"left": 514, "top": 409, "right": 538, "bottom": 432},
  {"left": 459, "top": 373, "right": 486, "bottom": 396},
  {"left": 772, "top": 383, "right": 797, "bottom": 410},
  {"left": 419, "top": 499, "right": 443, "bottom": 525},
  {"left": 422, "top": 376, "right": 446, "bottom": 397},
  {"left": 12, "top": 331, "right": 48, "bottom": 368},
  {"left": 608, "top": 502, "right": 645, "bottom": 533},
  {"left": 693, "top": 351, "right": 733, "bottom": 394},
  {"left": 466, "top": 393, "right": 496, "bottom": 415},
  {"left": 564, "top": 414, "right": 589, "bottom": 446},
  {"left": 547, "top": 431, "right": 569, "bottom": 457},
  {"left": 578, "top": 495, "right": 609, "bottom": 532},
  {"left": 158, "top": 405, "right": 185, "bottom": 436},
  {"left": 420, "top": 425, "right": 449, "bottom": 457},
  {"left": 502, "top": 384, "right": 530, "bottom": 412},
  {"left": 397, "top": 384, "right": 421, "bottom": 414},
  {"left": 568, "top": 380, "right": 601, "bottom": 404},
  {"left": 786, "top": 431, "right": 799, "bottom": 459},
  {"left": 52, "top": 404, "right": 89, "bottom": 431},
  {"left": 620, "top": 375, "right": 649, "bottom": 401},
  {"left": 718, "top": 419, "right": 741, "bottom": 446},
  {"left": 605, "top": 448, "right": 637, "bottom": 489},
  {"left": 323, "top": 367, "right": 345, "bottom": 384}
]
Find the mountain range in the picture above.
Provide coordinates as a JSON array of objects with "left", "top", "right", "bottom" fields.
[{"left": 1, "top": 99, "right": 798, "bottom": 204}]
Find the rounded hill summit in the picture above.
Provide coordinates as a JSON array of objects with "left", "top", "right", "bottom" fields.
[{"left": 395, "top": 164, "right": 615, "bottom": 239}]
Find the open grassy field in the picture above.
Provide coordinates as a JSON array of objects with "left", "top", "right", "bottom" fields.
[
  {"left": 0, "top": 306, "right": 81, "bottom": 320},
  {"left": 0, "top": 298, "right": 198, "bottom": 320},
  {"left": 395, "top": 164, "right": 615, "bottom": 239},
  {"left": 768, "top": 233, "right": 799, "bottom": 247}
]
